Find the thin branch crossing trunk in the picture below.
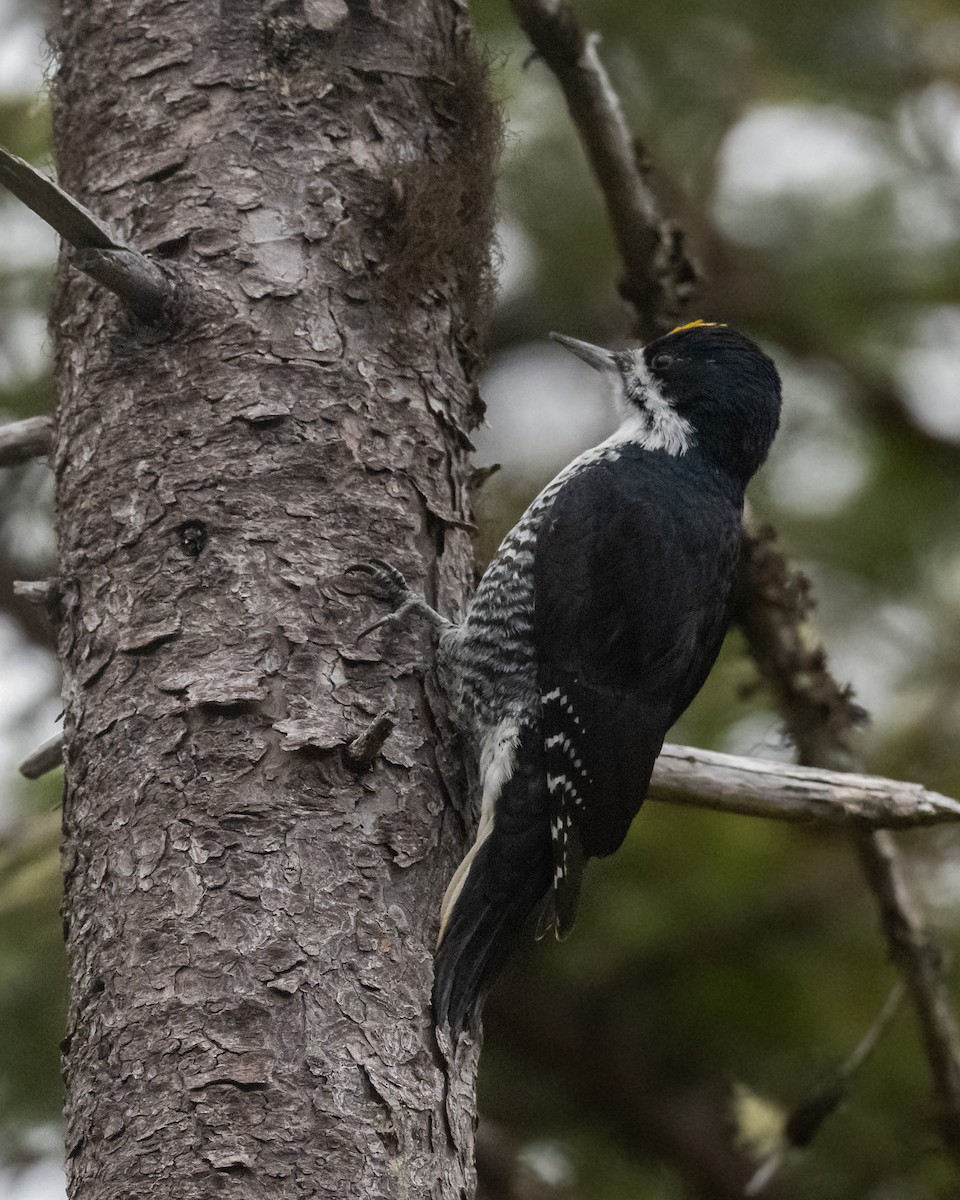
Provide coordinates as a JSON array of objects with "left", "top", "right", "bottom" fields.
[{"left": 51, "top": 1, "right": 495, "bottom": 1195}]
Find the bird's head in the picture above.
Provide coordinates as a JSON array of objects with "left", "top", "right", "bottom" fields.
[{"left": 551, "top": 320, "right": 782, "bottom": 484}]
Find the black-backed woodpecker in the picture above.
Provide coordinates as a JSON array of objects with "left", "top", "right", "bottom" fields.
[{"left": 360, "top": 320, "right": 782, "bottom": 1034}]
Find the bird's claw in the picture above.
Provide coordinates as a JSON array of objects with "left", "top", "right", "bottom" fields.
[
  {"left": 346, "top": 558, "right": 450, "bottom": 642},
  {"left": 347, "top": 559, "right": 415, "bottom": 640},
  {"left": 345, "top": 558, "right": 411, "bottom": 607}
]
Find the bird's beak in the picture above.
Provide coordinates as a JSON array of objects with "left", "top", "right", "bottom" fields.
[{"left": 549, "top": 333, "right": 618, "bottom": 372}]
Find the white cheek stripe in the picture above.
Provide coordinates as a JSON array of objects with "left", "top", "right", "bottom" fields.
[{"left": 617, "top": 352, "right": 693, "bottom": 457}]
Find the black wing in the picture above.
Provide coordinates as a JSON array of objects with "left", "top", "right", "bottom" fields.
[{"left": 534, "top": 454, "right": 740, "bottom": 929}]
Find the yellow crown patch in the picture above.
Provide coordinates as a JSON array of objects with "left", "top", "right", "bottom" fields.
[{"left": 666, "top": 319, "right": 726, "bottom": 336}]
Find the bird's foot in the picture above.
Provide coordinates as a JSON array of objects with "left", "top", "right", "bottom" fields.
[{"left": 346, "top": 559, "right": 449, "bottom": 640}]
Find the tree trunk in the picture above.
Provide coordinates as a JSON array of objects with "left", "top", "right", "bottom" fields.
[{"left": 50, "top": 1, "right": 496, "bottom": 1196}]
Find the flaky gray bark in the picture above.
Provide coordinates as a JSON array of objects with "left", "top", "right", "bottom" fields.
[{"left": 51, "top": 1, "right": 496, "bottom": 1196}]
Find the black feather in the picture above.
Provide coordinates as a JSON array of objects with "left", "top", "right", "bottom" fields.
[{"left": 432, "top": 727, "right": 551, "bottom": 1034}]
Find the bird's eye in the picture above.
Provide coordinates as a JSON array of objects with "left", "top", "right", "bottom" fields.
[{"left": 652, "top": 353, "right": 674, "bottom": 371}]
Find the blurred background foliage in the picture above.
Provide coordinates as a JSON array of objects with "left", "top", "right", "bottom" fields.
[{"left": 1, "top": 0, "right": 960, "bottom": 1196}]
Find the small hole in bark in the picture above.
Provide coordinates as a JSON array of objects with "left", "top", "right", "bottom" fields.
[
  {"left": 217, "top": 1162, "right": 252, "bottom": 1176},
  {"left": 179, "top": 520, "right": 208, "bottom": 558},
  {"left": 88, "top": 977, "right": 105, "bottom": 997}
]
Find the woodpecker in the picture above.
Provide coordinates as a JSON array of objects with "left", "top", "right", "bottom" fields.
[{"left": 358, "top": 320, "right": 781, "bottom": 1034}]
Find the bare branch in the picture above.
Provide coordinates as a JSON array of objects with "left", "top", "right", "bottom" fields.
[
  {"left": 856, "top": 831, "right": 960, "bottom": 1153},
  {"left": 0, "top": 145, "right": 114, "bottom": 248},
  {"left": 0, "top": 542, "right": 55, "bottom": 649},
  {"left": 0, "top": 145, "right": 174, "bottom": 321},
  {"left": 19, "top": 732, "right": 64, "bottom": 780},
  {"left": 0, "top": 416, "right": 52, "bottom": 468},
  {"left": 651, "top": 744, "right": 960, "bottom": 829},
  {"left": 509, "top": 0, "right": 697, "bottom": 339},
  {"left": 70, "top": 247, "right": 172, "bottom": 323},
  {"left": 13, "top": 578, "right": 60, "bottom": 610}
]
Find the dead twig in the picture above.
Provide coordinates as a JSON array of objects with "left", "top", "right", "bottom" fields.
[
  {"left": 13, "top": 578, "right": 60, "bottom": 613},
  {"left": 344, "top": 712, "right": 396, "bottom": 771},
  {"left": 19, "top": 732, "right": 65, "bottom": 780},
  {"left": 652, "top": 743, "right": 960, "bottom": 829},
  {"left": 0, "top": 416, "right": 52, "bottom": 468},
  {"left": 508, "top": 0, "right": 697, "bottom": 339},
  {"left": 0, "top": 146, "right": 173, "bottom": 321}
]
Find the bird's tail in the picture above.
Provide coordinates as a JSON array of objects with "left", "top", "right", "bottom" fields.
[{"left": 432, "top": 740, "right": 552, "bottom": 1035}]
